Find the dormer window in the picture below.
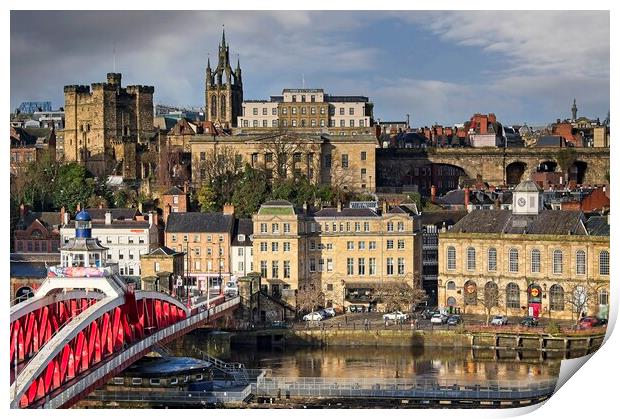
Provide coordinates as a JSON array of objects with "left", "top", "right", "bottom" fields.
[{"left": 238, "top": 234, "right": 245, "bottom": 242}]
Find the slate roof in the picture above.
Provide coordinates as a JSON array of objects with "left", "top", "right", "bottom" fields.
[
  {"left": 419, "top": 210, "right": 468, "bottom": 227},
  {"left": 60, "top": 237, "right": 109, "bottom": 251},
  {"left": 147, "top": 246, "right": 181, "bottom": 256},
  {"left": 449, "top": 210, "right": 587, "bottom": 235},
  {"left": 515, "top": 180, "right": 542, "bottom": 193},
  {"left": 535, "top": 135, "right": 566, "bottom": 147},
  {"left": 85, "top": 208, "right": 139, "bottom": 220},
  {"left": 312, "top": 207, "right": 379, "bottom": 218},
  {"left": 585, "top": 216, "right": 610, "bottom": 236},
  {"left": 166, "top": 212, "right": 234, "bottom": 234},
  {"left": 163, "top": 186, "right": 185, "bottom": 196},
  {"left": 232, "top": 218, "right": 253, "bottom": 246},
  {"left": 16, "top": 211, "right": 61, "bottom": 230},
  {"left": 10, "top": 261, "right": 48, "bottom": 278}
]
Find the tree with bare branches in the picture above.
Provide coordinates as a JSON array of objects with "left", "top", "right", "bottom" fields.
[
  {"left": 564, "top": 282, "right": 602, "bottom": 326},
  {"left": 375, "top": 280, "right": 426, "bottom": 313},
  {"left": 296, "top": 280, "right": 325, "bottom": 315},
  {"left": 478, "top": 281, "right": 503, "bottom": 325}
]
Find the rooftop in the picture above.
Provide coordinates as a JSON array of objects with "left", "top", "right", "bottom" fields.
[{"left": 166, "top": 212, "right": 234, "bottom": 233}]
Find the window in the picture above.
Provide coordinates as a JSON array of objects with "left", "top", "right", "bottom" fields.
[
  {"left": 386, "top": 257, "right": 394, "bottom": 275},
  {"left": 271, "top": 242, "right": 279, "bottom": 252},
  {"left": 253, "top": 108, "right": 258, "bottom": 116},
  {"left": 387, "top": 222, "right": 394, "bottom": 232},
  {"left": 260, "top": 223, "right": 267, "bottom": 233},
  {"left": 599, "top": 250, "right": 609, "bottom": 275},
  {"left": 350, "top": 119, "right": 355, "bottom": 127},
  {"left": 310, "top": 241, "right": 316, "bottom": 251},
  {"left": 341, "top": 154, "right": 349, "bottom": 169},
  {"left": 340, "top": 107, "right": 345, "bottom": 115},
  {"left": 359, "top": 119, "right": 365, "bottom": 127},
  {"left": 131, "top": 378, "right": 143, "bottom": 385},
  {"left": 260, "top": 261, "right": 267, "bottom": 277},
  {"left": 364, "top": 222, "right": 370, "bottom": 232},
  {"left": 386, "top": 240, "right": 394, "bottom": 250},
  {"left": 310, "top": 258, "right": 316, "bottom": 272},
  {"left": 272, "top": 261, "right": 279, "bottom": 278},
  {"left": 327, "top": 258, "right": 333, "bottom": 272},
  {"left": 506, "top": 283, "right": 520, "bottom": 309},
  {"left": 447, "top": 297, "right": 457, "bottom": 306},
  {"left": 464, "top": 281, "right": 477, "bottom": 305},
  {"left": 550, "top": 284, "right": 565, "bottom": 311},
  {"left": 347, "top": 241, "right": 354, "bottom": 250},
  {"left": 397, "top": 222, "right": 404, "bottom": 232},
  {"left": 354, "top": 222, "right": 361, "bottom": 232},
  {"left": 369, "top": 241, "right": 376, "bottom": 250},
  {"left": 238, "top": 261, "right": 244, "bottom": 272},
  {"left": 576, "top": 250, "right": 586, "bottom": 275},
  {"left": 509, "top": 248, "right": 519, "bottom": 273},
  {"left": 397, "top": 257, "right": 405, "bottom": 275},
  {"left": 347, "top": 258, "right": 354, "bottom": 275},
  {"left": 369, "top": 258, "right": 376, "bottom": 275},
  {"left": 194, "top": 260, "right": 200, "bottom": 270},
  {"left": 446, "top": 246, "right": 456, "bottom": 270},
  {"left": 358, "top": 258, "right": 365, "bottom": 275},
  {"left": 446, "top": 281, "right": 456, "bottom": 290},
  {"left": 467, "top": 247, "right": 476, "bottom": 271},
  {"left": 284, "top": 261, "right": 290, "bottom": 278},
  {"left": 531, "top": 249, "right": 541, "bottom": 273},
  {"left": 553, "top": 249, "right": 563, "bottom": 274},
  {"left": 283, "top": 242, "right": 291, "bottom": 252},
  {"left": 361, "top": 151, "right": 367, "bottom": 161},
  {"left": 199, "top": 152, "right": 206, "bottom": 161},
  {"left": 488, "top": 248, "right": 497, "bottom": 272},
  {"left": 397, "top": 240, "right": 405, "bottom": 250},
  {"left": 599, "top": 289, "right": 609, "bottom": 305},
  {"left": 272, "top": 223, "right": 279, "bottom": 234}
]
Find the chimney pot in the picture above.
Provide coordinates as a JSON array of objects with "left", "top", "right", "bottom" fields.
[
  {"left": 337, "top": 201, "right": 342, "bottom": 212},
  {"left": 430, "top": 185, "right": 437, "bottom": 204},
  {"left": 60, "top": 206, "right": 65, "bottom": 225},
  {"left": 105, "top": 211, "right": 112, "bottom": 225},
  {"left": 223, "top": 203, "right": 235, "bottom": 215},
  {"left": 464, "top": 187, "right": 470, "bottom": 208}
]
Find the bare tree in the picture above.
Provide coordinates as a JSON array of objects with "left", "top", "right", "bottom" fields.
[
  {"left": 376, "top": 280, "right": 426, "bottom": 313},
  {"left": 196, "top": 145, "right": 243, "bottom": 185},
  {"left": 257, "top": 130, "right": 313, "bottom": 181},
  {"left": 296, "top": 280, "right": 325, "bottom": 315},
  {"left": 479, "top": 282, "right": 503, "bottom": 325},
  {"left": 564, "top": 283, "right": 601, "bottom": 326}
]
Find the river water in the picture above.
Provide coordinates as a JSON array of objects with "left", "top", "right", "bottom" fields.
[{"left": 175, "top": 331, "right": 560, "bottom": 384}]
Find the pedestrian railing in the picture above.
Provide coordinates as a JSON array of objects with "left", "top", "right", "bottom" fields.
[{"left": 87, "top": 385, "right": 252, "bottom": 404}]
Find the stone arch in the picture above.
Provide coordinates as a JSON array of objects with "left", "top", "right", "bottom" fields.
[
  {"left": 506, "top": 161, "right": 527, "bottom": 185},
  {"left": 571, "top": 161, "right": 588, "bottom": 184},
  {"left": 464, "top": 280, "right": 477, "bottom": 305},
  {"left": 537, "top": 160, "right": 557, "bottom": 172},
  {"left": 15, "top": 286, "right": 34, "bottom": 302}
]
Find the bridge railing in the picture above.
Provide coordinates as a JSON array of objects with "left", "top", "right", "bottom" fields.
[
  {"left": 41, "top": 296, "right": 240, "bottom": 409},
  {"left": 87, "top": 385, "right": 252, "bottom": 404}
]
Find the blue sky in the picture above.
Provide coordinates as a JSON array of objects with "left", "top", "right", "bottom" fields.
[{"left": 11, "top": 11, "right": 610, "bottom": 126}]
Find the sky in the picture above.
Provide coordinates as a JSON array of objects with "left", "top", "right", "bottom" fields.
[{"left": 10, "top": 10, "right": 610, "bottom": 126}]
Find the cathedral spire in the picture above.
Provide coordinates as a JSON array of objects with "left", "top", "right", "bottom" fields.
[
  {"left": 221, "top": 26, "right": 226, "bottom": 48},
  {"left": 207, "top": 56, "right": 211, "bottom": 70},
  {"left": 571, "top": 98, "right": 578, "bottom": 121}
]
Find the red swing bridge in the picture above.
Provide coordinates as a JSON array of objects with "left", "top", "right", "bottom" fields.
[{"left": 9, "top": 210, "right": 239, "bottom": 409}]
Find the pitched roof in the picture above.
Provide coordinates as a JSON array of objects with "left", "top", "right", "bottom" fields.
[
  {"left": 585, "top": 216, "right": 610, "bottom": 236},
  {"left": 312, "top": 207, "right": 379, "bottom": 218},
  {"left": 419, "top": 210, "right": 468, "bottom": 227},
  {"left": 17, "top": 211, "right": 61, "bottom": 230},
  {"left": 147, "top": 246, "right": 181, "bottom": 256},
  {"left": 232, "top": 218, "right": 253, "bottom": 246},
  {"left": 165, "top": 212, "right": 234, "bottom": 233},
  {"left": 163, "top": 186, "right": 185, "bottom": 196},
  {"left": 449, "top": 210, "right": 587, "bottom": 235}
]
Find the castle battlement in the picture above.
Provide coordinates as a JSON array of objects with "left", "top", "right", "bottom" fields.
[
  {"left": 64, "top": 85, "right": 90, "bottom": 94},
  {"left": 126, "top": 85, "right": 155, "bottom": 94},
  {"left": 91, "top": 82, "right": 119, "bottom": 91}
]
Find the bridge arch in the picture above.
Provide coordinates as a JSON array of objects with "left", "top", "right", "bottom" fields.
[
  {"left": 571, "top": 161, "right": 588, "bottom": 184},
  {"left": 506, "top": 161, "right": 527, "bottom": 185},
  {"left": 15, "top": 287, "right": 34, "bottom": 303},
  {"left": 536, "top": 160, "right": 557, "bottom": 173}
]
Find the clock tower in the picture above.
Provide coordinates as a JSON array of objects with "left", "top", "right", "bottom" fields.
[{"left": 512, "top": 180, "right": 543, "bottom": 215}]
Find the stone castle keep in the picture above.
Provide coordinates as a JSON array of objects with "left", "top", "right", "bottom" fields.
[{"left": 63, "top": 73, "right": 155, "bottom": 179}]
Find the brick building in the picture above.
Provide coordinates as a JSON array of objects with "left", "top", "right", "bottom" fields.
[{"left": 140, "top": 246, "right": 185, "bottom": 293}]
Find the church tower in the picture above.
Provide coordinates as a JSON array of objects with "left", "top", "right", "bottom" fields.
[
  {"left": 205, "top": 28, "right": 243, "bottom": 128},
  {"left": 571, "top": 98, "right": 578, "bottom": 121}
]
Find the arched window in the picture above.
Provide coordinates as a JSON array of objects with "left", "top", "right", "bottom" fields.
[
  {"left": 446, "top": 281, "right": 456, "bottom": 290},
  {"left": 599, "top": 250, "right": 609, "bottom": 275},
  {"left": 530, "top": 249, "right": 541, "bottom": 273},
  {"left": 467, "top": 247, "right": 476, "bottom": 271},
  {"left": 484, "top": 282, "right": 499, "bottom": 307},
  {"left": 220, "top": 95, "right": 227, "bottom": 118},
  {"left": 487, "top": 247, "right": 497, "bottom": 272},
  {"left": 506, "top": 283, "right": 520, "bottom": 309},
  {"left": 576, "top": 250, "right": 586, "bottom": 275},
  {"left": 446, "top": 246, "right": 456, "bottom": 270},
  {"left": 464, "top": 280, "right": 477, "bottom": 305},
  {"left": 509, "top": 248, "right": 519, "bottom": 273},
  {"left": 549, "top": 284, "right": 565, "bottom": 311},
  {"left": 447, "top": 297, "right": 457, "bottom": 307},
  {"left": 599, "top": 289, "right": 609, "bottom": 306},
  {"left": 210, "top": 95, "right": 217, "bottom": 118},
  {"left": 553, "top": 249, "right": 563, "bottom": 274}
]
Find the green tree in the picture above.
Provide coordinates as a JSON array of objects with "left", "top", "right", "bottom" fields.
[
  {"left": 53, "top": 163, "right": 95, "bottom": 212},
  {"left": 407, "top": 191, "right": 423, "bottom": 210},
  {"left": 231, "top": 165, "right": 270, "bottom": 217},
  {"left": 197, "top": 183, "right": 218, "bottom": 212}
]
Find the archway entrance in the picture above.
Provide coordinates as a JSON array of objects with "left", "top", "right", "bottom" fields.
[
  {"left": 506, "top": 162, "right": 527, "bottom": 185},
  {"left": 570, "top": 161, "right": 588, "bottom": 184},
  {"left": 537, "top": 161, "right": 557, "bottom": 172},
  {"left": 15, "top": 286, "right": 34, "bottom": 303},
  {"left": 527, "top": 284, "right": 542, "bottom": 318}
]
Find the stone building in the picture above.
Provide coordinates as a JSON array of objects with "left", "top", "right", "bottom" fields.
[
  {"left": 10, "top": 126, "right": 56, "bottom": 174},
  {"left": 140, "top": 245, "right": 185, "bottom": 293},
  {"left": 63, "top": 72, "right": 154, "bottom": 179},
  {"left": 205, "top": 30, "right": 243, "bottom": 128},
  {"left": 161, "top": 186, "right": 189, "bottom": 225},
  {"left": 252, "top": 200, "right": 422, "bottom": 311},
  {"left": 164, "top": 207, "right": 235, "bottom": 292},
  {"left": 190, "top": 132, "right": 378, "bottom": 192},
  {"left": 437, "top": 180, "right": 610, "bottom": 320},
  {"left": 13, "top": 206, "right": 62, "bottom": 254}
]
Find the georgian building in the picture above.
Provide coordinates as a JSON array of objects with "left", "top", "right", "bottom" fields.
[
  {"left": 252, "top": 200, "right": 422, "bottom": 310},
  {"left": 438, "top": 180, "right": 610, "bottom": 320},
  {"left": 231, "top": 218, "right": 254, "bottom": 279}
]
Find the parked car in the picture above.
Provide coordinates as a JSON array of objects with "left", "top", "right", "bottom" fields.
[
  {"left": 383, "top": 311, "right": 408, "bottom": 321},
  {"left": 303, "top": 312, "right": 323, "bottom": 321},
  {"left": 447, "top": 315, "right": 462, "bottom": 326},
  {"left": 430, "top": 313, "right": 448, "bottom": 324},
  {"left": 323, "top": 308, "right": 336, "bottom": 317},
  {"left": 270, "top": 320, "right": 287, "bottom": 329},
  {"left": 597, "top": 317, "right": 608, "bottom": 326},
  {"left": 490, "top": 315, "right": 509, "bottom": 326},
  {"left": 224, "top": 281, "right": 238, "bottom": 297},
  {"left": 421, "top": 308, "right": 440, "bottom": 320},
  {"left": 578, "top": 317, "right": 600, "bottom": 329},
  {"left": 521, "top": 317, "right": 539, "bottom": 327},
  {"left": 348, "top": 305, "right": 367, "bottom": 313}
]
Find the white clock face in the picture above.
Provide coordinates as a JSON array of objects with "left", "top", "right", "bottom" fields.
[{"left": 517, "top": 197, "right": 526, "bottom": 207}]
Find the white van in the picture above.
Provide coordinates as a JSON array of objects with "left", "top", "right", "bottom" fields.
[{"left": 224, "top": 280, "right": 238, "bottom": 297}]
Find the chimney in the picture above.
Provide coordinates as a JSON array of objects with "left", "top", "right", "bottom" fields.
[
  {"left": 64, "top": 211, "right": 69, "bottom": 226},
  {"left": 223, "top": 203, "right": 235, "bottom": 215},
  {"left": 430, "top": 185, "right": 437, "bottom": 204},
  {"left": 464, "top": 187, "right": 470, "bottom": 208},
  {"left": 183, "top": 180, "right": 189, "bottom": 194},
  {"left": 105, "top": 211, "right": 112, "bottom": 225},
  {"left": 76, "top": 203, "right": 81, "bottom": 212},
  {"left": 148, "top": 212, "right": 154, "bottom": 227},
  {"left": 138, "top": 202, "right": 143, "bottom": 213},
  {"left": 19, "top": 203, "right": 25, "bottom": 218},
  {"left": 60, "top": 206, "right": 65, "bottom": 225},
  {"left": 337, "top": 201, "right": 342, "bottom": 212}
]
